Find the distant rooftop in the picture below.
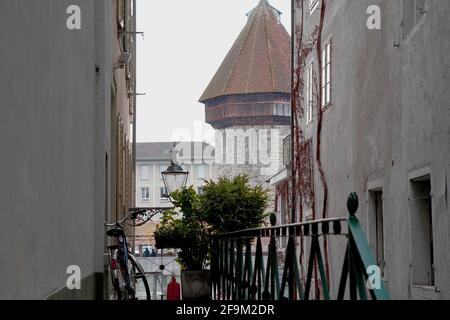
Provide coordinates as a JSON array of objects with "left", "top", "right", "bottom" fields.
[{"left": 136, "top": 142, "right": 215, "bottom": 162}]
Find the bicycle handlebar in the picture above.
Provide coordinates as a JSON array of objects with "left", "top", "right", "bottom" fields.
[{"left": 104, "top": 208, "right": 149, "bottom": 227}]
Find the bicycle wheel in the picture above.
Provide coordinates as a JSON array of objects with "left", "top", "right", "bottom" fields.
[
  {"left": 109, "top": 248, "right": 130, "bottom": 300},
  {"left": 128, "top": 253, "right": 151, "bottom": 300}
]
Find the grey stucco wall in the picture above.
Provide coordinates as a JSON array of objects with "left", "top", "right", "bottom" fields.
[
  {"left": 0, "top": 0, "right": 115, "bottom": 299},
  {"left": 295, "top": 0, "right": 450, "bottom": 299}
]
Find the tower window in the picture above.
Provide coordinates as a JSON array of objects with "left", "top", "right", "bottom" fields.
[
  {"left": 273, "top": 103, "right": 290, "bottom": 116},
  {"left": 196, "top": 165, "right": 206, "bottom": 179}
]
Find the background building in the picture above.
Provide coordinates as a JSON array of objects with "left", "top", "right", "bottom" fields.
[
  {"left": 292, "top": 0, "right": 450, "bottom": 299},
  {"left": 199, "top": 0, "right": 291, "bottom": 211},
  {"left": 0, "top": 0, "right": 137, "bottom": 299},
  {"left": 134, "top": 141, "right": 215, "bottom": 254}
]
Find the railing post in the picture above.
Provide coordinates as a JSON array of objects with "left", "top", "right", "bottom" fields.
[
  {"left": 236, "top": 239, "right": 244, "bottom": 299},
  {"left": 229, "top": 240, "right": 235, "bottom": 300},
  {"left": 243, "top": 238, "right": 253, "bottom": 300},
  {"left": 224, "top": 239, "right": 229, "bottom": 300},
  {"left": 346, "top": 192, "right": 390, "bottom": 300},
  {"left": 252, "top": 236, "right": 265, "bottom": 300}
]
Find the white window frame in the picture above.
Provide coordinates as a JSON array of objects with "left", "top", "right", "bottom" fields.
[
  {"left": 196, "top": 165, "right": 207, "bottom": 180},
  {"left": 140, "top": 165, "right": 150, "bottom": 180},
  {"left": 306, "top": 62, "right": 314, "bottom": 124},
  {"left": 160, "top": 187, "right": 168, "bottom": 201},
  {"left": 310, "top": 0, "right": 319, "bottom": 14},
  {"left": 321, "top": 40, "right": 332, "bottom": 109},
  {"left": 409, "top": 173, "right": 435, "bottom": 287},
  {"left": 159, "top": 165, "right": 167, "bottom": 180},
  {"left": 141, "top": 187, "right": 150, "bottom": 201}
]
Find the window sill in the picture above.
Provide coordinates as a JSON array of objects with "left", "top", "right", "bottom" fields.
[
  {"left": 402, "top": 15, "right": 426, "bottom": 46},
  {"left": 309, "top": 1, "right": 319, "bottom": 15},
  {"left": 321, "top": 103, "right": 332, "bottom": 112},
  {"left": 411, "top": 285, "right": 440, "bottom": 300}
]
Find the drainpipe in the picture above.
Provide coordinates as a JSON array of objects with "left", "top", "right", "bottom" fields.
[
  {"left": 290, "top": 0, "right": 296, "bottom": 224},
  {"left": 132, "top": 0, "right": 137, "bottom": 207}
]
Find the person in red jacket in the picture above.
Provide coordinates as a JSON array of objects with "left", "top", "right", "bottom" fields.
[{"left": 166, "top": 276, "right": 180, "bottom": 300}]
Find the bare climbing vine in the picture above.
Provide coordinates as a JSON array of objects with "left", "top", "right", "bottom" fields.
[{"left": 289, "top": 0, "right": 331, "bottom": 298}]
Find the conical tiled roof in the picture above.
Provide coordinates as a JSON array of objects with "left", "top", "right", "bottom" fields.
[{"left": 199, "top": 0, "right": 291, "bottom": 102}]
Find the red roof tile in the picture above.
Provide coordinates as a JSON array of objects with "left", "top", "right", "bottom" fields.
[{"left": 199, "top": 0, "right": 291, "bottom": 102}]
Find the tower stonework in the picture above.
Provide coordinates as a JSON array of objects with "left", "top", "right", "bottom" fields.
[{"left": 199, "top": 0, "right": 291, "bottom": 212}]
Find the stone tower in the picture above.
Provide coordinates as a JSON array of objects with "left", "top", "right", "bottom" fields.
[{"left": 199, "top": 0, "right": 291, "bottom": 210}]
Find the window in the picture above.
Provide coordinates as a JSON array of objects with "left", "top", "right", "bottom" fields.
[
  {"left": 116, "top": 0, "right": 125, "bottom": 29},
  {"left": 160, "top": 187, "right": 168, "bottom": 200},
  {"left": 285, "top": 104, "right": 291, "bottom": 116},
  {"left": 274, "top": 104, "right": 282, "bottom": 116},
  {"left": 196, "top": 165, "right": 206, "bottom": 179},
  {"left": 279, "top": 193, "right": 288, "bottom": 249},
  {"left": 273, "top": 103, "right": 290, "bottom": 116},
  {"left": 141, "top": 187, "right": 150, "bottom": 201},
  {"left": 159, "top": 165, "right": 167, "bottom": 180},
  {"left": 368, "top": 190, "right": 385, "bottom": 274},
  {"left": 273, "top": 103, "right": 291, "bottom": 117},
  {"left": 141, "top": 165, "right": 150, "bottom": 180},
  {"left": 306, "top": 62, "right": 314, "bottom": 124},
  {"left": 321, "top": 40, "right": 332, "bottom": 108},
  {"left": 402, "top": 0, "right": 426, "bottom": 40},
  {"left": 410, "top": 176, "right": 434, "bottom": 286},
  {"left": 198, "top": 187, "right": 204, "bottom": 195},
  {"left": 310, "top": 0, "right": 319, "bottom": 13}
]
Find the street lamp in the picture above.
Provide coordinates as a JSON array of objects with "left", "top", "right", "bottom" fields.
[{"left": 161, "top": 143, "right": 189, "bottom": 200}]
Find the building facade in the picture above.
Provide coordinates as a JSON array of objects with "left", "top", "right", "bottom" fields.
[
  {"left": 0, "top": 0, "right": 137, "bottom": 299},
  {"left": 134, "top": 142, "right": 215, "bottom": 254},
  {"left": 291, "top": 0, "right": 450, "bottom": 299},
  {"left": 199, "top": 0, "right": 291, "bottom": 211}
]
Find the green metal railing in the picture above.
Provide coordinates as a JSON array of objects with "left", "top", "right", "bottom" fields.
[{"left": 210, "top": 193, "right": 390, "bottom": 300}]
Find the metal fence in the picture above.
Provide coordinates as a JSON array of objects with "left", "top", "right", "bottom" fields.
[
  {"left": 210, "top": 193, "right": 390, "bottom": 300},
  {"left": 136, "top": 254, "right": 181, "bottom": 300}
]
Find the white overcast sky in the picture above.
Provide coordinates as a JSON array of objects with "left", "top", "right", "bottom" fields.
[{"left": 136, "top": 0, "right": 291, "bottom": 143}]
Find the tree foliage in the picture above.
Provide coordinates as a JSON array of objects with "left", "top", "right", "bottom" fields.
[
  {"left": 199, "top": 175, "right": 268, "bottom": 234},
  {"left": 154, "top": 175, "right": 269, "bottom": 270},
  {"left": 154, "top": 186, "right": 209, "bottom": 271}
]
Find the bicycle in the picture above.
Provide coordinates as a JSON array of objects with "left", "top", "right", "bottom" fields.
[{"left": 105, "top": 208, "right": 151, "bottom": 300}]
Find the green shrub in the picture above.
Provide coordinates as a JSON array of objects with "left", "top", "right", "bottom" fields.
[
  {"left": 199, "top": 175, "right": 269, "bottom": 234},
  {"left": 154, "top": 187, "right": 209, "bottom": 271}
]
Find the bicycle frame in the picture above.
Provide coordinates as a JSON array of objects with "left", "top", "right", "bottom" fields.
[{"left": 105, "top": 208, "right": 151, "bottom": 300}]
